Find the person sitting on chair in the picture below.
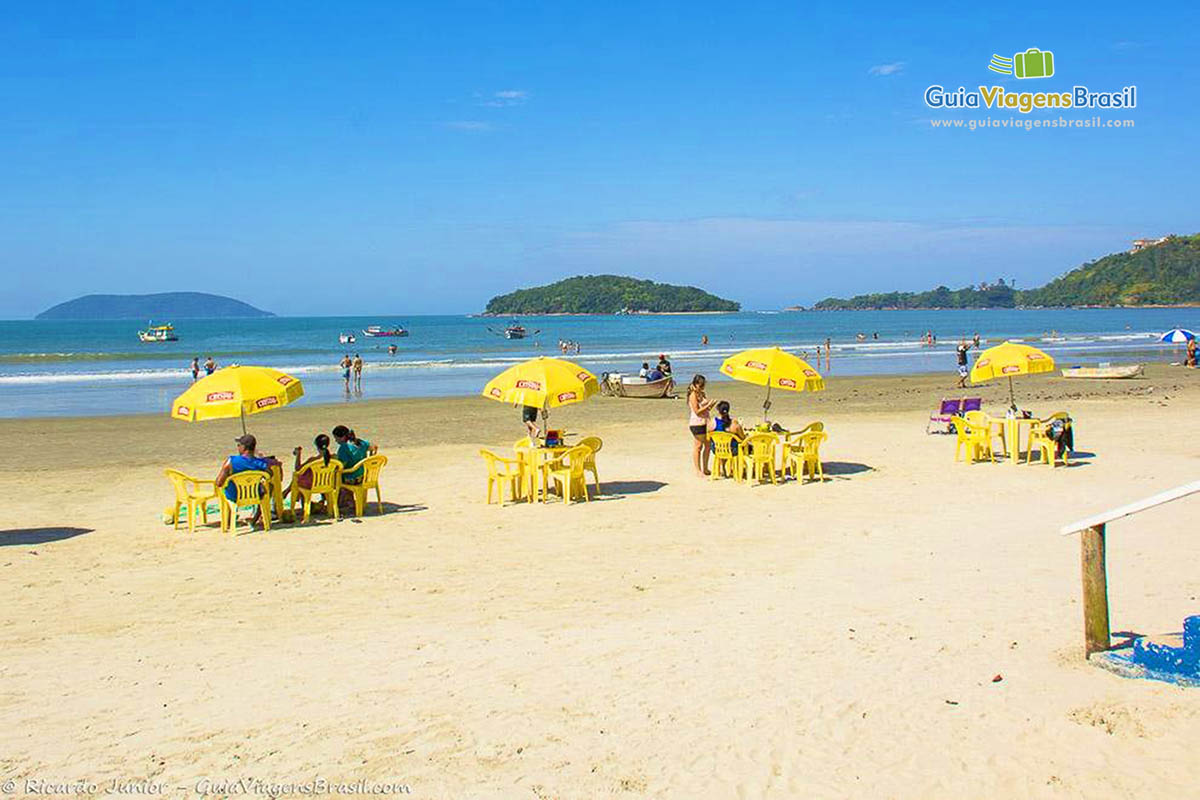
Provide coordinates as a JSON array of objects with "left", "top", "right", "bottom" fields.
[
  {"left": 291, "top": 433, "right": 336, "bottom": 513},
  {"left": 214, "top": 434, "right": 275, "bottom": 527},
  {"left": 710, "top": 401, "right": 745, "bottom": 454}
]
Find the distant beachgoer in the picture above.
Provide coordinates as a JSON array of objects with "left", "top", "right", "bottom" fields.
[
  {"left": 972, "top": 332, "right": 981, "bottom": 349},
  {"left": 856, "top": 333, "right": 865, "bottom": 342},
  {"left": 639, "top": 362, "right": 650, "bottom": 378},
  {"left": 352, "top": 354, "right": 364, "bottom": 389},
  {"left": 824, "top": 338, "right": 832, "bottom": 370},
  {"left": 657, "top": 354, "right": 672, "bottom": 376},
  {"left": 687, "top": 375, "right": 717, "bottom": 477},
  {"left": 388, "top": 344, "right": 397, "bottom": 356},
  {"left": 522, "top": 405, "right": 541, "bottom": 439},
  {"left": 1187, "top": 338, "right": 1197, "bottom": 368},
  {"left": 204, "top": 356, "right": 216, "bottom": 375},
  {"left": 956, "top": 340, "right": 971, "bottom": 388},
  {"left": 646, "top": 364, "right": 664, "bottom": 381},
  {"left": 701, "top": 335, "right": 709, "bottom": 346},
  {"left": 191, "top": 357, "right": 200, "bottom": 382},
  {"left": 873, "top": 332, "right": 879, "bottom": 340},
  {"left": 340, "top": 354, "right": 352, "bottom": 390}
]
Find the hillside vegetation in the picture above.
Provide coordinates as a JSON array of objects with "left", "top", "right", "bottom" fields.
[
  {"left": 37, "top": 292, "right": 274, "bottom": 320},
  {"left": 485, "top": 275, "right": 739, "bottom": 314},
  {"left": 814, "top": 234, "right": 1200, "bottom": 309}
]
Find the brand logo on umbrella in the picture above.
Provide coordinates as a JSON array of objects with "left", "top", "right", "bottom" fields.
[
  {"left": 1027, "top": 353, "right": 1046, "bottom": 360},
  {"left": 489, "top": 387, "right": 502, "bottom": 398},
  {"left": 255, "top": 396, "right": 279, "bottom": 409},
  {"left": 576, "top": 372, "right": 591, "bottom": 382},
  {"left": 977, "top": 358, "right": 991, "bottom": 367},
  {"left": 803, "top": 369, "right": 817, "bottom": 377},
  {"left": 557, "top": 391, "right": 577, "bottom": 402},
  {"left": 778, "top": 377, "right": 797, "bottom": 388},
  {"left": 516, "top": 379, "right": 542, "bottom": 391},
  {"left": 745, "top": 360, "right": 767, "bottom": 370},
  {"left": 176, "top": 405, "right": 190, "bottom": 416},
  {"left": 206, "top": 391, "right": 235, "bottom": 402},
  {"left": 277, "top": 376, "right": 293, "bottom": 385},
  {"left": 722, "top": 364, "right": 733, "bottom": 374},
  {"left": 1001, "top": 365, "right": 1021, "bottom": 374}
]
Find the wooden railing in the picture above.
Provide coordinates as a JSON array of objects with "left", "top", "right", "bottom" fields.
[{"left": 1061, "top": 479, "right": 1200, "bottom": 656}]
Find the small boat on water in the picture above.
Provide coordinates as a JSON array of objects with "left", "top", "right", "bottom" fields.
[
  {"left": 339, "top": 332, "right": 356, "bottom": 345},
  {"left": 599, "top": 372, "right": 676, "bottom": 398},
  {"left": 504, "top": 324, "right": 527, "bottom": 340},
  {"left": 1061, "top": 363, "right": 1145, "bottom": 380},
  {"left": 362, "top": 325, "right": 408, "bottom": 338},
  {"left": 137, "top": 322, "right": 178, "bottom": 343}
]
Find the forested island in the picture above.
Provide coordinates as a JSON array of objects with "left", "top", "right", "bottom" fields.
[
  {"left": 485, "top": 275, "right": 740, "bottom": 314},
  {"left": 37, "top": 292, "right": 275, "bottom": 320},
  {"left": 813, "top": 234, "right": 1200, "bottom": 309}
]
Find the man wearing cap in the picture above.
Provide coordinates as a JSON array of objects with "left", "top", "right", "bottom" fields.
[{"left": 214, "top": 434, "right": 273, "bottom": 526}]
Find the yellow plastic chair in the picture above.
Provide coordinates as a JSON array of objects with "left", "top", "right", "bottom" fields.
[
  {"left": 343, "top": 454, "right": 388, "bottom": 515},
  {"left": 218, "top": 470, "right": 272, "bottom": 533},
  {"left": 739, "top": 432, "right": 779, "bottom": 485},
  {"left": 481, "top": 449, "right": 526, "bottom": 504},
  {"left": 964, "top": 410, "right": 1004, "bottom": 457},
  {"left": 708, "top": 431, "right": 743, "bottom": 481},
  {"left": 164, "top": 469, "right": 218, "bottom": 532},
  {"left": 794, "top": 431, "right": 827, "bottom": 482},
  {"left": 951, "top": 416, "right": 995, "bottom": 464},
  {"left": 576, "top": 436, "right": 603, "bottom": 494},
  {"left": 292, "top": 460, "right": 344, "bottom": 522},
  {"left": 544, "top": 445, "right": 591, "bottom": 504}
]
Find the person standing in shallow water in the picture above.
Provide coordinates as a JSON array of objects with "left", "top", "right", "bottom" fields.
[
  {"left": 191, "top": 357, "right": 200, "bottom": 382},
  {"left": 352, "top": 354, "right": 364, "bottom": 390},
  {"left": 339, "top": 354, "right": 352, "bottom": 391}
]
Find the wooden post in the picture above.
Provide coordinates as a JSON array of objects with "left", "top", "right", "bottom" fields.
[{"left": 1080, "top": 523, "right": 1111, "bottom": 657}]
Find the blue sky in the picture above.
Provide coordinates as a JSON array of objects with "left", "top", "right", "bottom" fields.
[{"left": 2, "top": 1, "right": 1197, "bottom": 317}]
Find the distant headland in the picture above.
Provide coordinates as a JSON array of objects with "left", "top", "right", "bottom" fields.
[
  {"left": 811, "top": 233, "right": 1200, "bottom": 310},
  {"left": 36, "top": 292, "right": 275, "bottom": 320},
  {"left": 484, "top": 275, "right": 740, "bottom": 315}
]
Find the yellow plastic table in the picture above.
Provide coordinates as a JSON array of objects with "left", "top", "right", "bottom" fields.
[
  {"left": 516, "top": 444, "right": 572, "bottom": 502},
  {"left": 1000, "top": 416, "right": 1039, "bottom": 465}
]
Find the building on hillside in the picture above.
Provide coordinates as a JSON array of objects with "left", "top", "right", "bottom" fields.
[{"left": 1131, "top": 236, "right": 1172, "bottom": 253}]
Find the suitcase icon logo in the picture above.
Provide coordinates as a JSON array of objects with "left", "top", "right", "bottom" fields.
[{"left": 988, "top": 48, "right": 1055, "bottom": 79}]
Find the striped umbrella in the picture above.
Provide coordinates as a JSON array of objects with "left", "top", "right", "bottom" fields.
[{"left": 1159, "top": 328, "right": 1196, "bottom": 343}]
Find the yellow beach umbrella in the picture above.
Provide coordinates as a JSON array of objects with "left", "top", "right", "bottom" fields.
[
  {"left": 482, "top": 356, "right": 599, "bottom": 429},
  {"left": 171, "top": 365, "right": 305, "bottom": 433},
  {"left": 720, "top": 347, "right": 825, "bottom": 420},
  {"left": 970, "top": 340, "right": 1055, "bottom": 407}
]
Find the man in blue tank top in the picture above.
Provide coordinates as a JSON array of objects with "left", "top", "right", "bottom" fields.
[{"left": 215, "top": 434, "right": 271, "bottom": 509}]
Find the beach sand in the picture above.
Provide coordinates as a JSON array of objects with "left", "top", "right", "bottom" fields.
[{"left": 3, "top": 366, "right": 1199, "bottom": 798}]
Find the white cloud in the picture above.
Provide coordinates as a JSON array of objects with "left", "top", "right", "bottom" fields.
[
  {"left": 868, "top": 62, "right": 905, "bottom": 76},
  {"left": 443, "top": 120, "right": 494, "bottom": 132},
  {"left": 481, "top": 89, "right": 529, "bottom": 107}
]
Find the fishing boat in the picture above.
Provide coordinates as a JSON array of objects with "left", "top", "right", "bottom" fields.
[
  {"left": 599, "top": 372, "right": 676, "bottom": 398},
  {"left": 504, "top": 323, "right": 527, "bottom": 340},
  {"left": 1061, "top": 363, "right": 1145, "bottom": 379},
  {"left": 137, "top": 322, "right": 178, "bottom": 343},
  {"left": 339, "top": 332, "right": 356, "bottom": 345},
  {"left": 362, "top": 325, "right": 408, "bottom": 338}
]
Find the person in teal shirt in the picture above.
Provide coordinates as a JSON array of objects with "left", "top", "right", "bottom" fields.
[{"left": 332, "top": 424, "right": 372, "bottom": 483}]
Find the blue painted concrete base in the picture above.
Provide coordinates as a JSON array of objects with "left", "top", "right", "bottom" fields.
[{"left": 1091, "top": 614, "right": 1200, "bottom": 687}]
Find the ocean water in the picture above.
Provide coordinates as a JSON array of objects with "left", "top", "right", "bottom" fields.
[{"left": 0, "top": 309, "right": 1194, "bottom": 418}]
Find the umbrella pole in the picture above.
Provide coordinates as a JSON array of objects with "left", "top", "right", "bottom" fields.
[
  {"left": 240, "top": 407, "right": 247, "bottom": 435},
  {"left": 763, "top": 383, "right": 772, "bottom": 423},
  {"left": 1008, "top": 376, "right": 1016, "bottom": 410}
]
